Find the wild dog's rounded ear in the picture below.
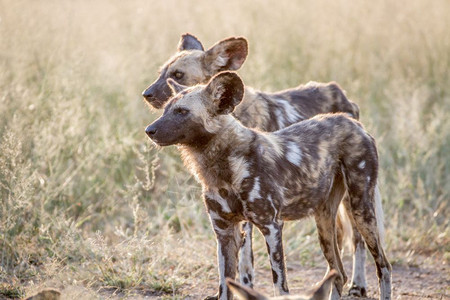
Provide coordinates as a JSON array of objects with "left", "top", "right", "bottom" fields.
[
  {"left": 178, "top": 33, "right": 204, "bottom": 51},
  {"left": 310, "top": 269, "right": 338, "bottom": 300},
  {"left": 226, "top": 278, "right": 264, "bottom": 300},
  {"left": 167, "top": 78, "right": 188, "bottom": 95},
  {"left": 206, "top": 71, "right": 244, "bottom": 115},
  {"left": 204, "top": 37, "right": 248, "bottom": 74}
]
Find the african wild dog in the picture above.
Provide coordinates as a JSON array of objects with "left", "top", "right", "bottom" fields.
[
  {"left": 143, "top": 33, "right": 372, "bottom": 297},
  {"left": 227, "top": 270, "right": 338, "bottom": 300},
  {"left": 145, "top": 72, "right": 392, "bottom": 300}
]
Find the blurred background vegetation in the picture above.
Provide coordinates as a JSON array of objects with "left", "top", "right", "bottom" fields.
[{"left": 0, "top": 0, "right": 448, "bottom": 298}]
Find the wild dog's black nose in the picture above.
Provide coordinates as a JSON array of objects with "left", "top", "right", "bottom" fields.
[
  {"left": 142, "top": 89, "right": 153, "bottom": 99},
  {"left": 145, "top": 125, "right": 157, "bottom": 137}
]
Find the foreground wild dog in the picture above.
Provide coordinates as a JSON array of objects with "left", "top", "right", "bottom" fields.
[
  {"left": 143, "top": 34, "right": 371, "bottom": 297},
  {"left": 145, "top": 72, "right": 391, "bottom": 300},
  {"left": 227, "top": 270, "right": 338, "bottom": 300}
]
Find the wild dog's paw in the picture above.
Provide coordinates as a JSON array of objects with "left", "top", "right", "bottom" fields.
[{"left": 348, "top": 284, "right": 367, "bottom": 297}]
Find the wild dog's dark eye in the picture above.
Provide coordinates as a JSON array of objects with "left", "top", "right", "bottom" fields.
[
  {"left": 172, "top": 71, "right": 184, "bottom": 80},
  {"left": 174, "top": 107, "right": 189, "bottom": 116}
]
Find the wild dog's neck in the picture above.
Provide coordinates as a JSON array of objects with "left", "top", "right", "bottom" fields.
[{"left": 179, "top": 115, "right": 255, "bottom": 188}]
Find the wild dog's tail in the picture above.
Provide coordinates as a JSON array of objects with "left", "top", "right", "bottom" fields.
[
  {"left": 338, "top": 202, "right": 353, "bottom": 253},
  {"left": 374, "top": 183, "right": 385, "bottom": 246}
]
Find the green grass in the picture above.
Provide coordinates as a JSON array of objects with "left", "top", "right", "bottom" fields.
[{"left": 0, "top": 0, "right": 449, "bottom": 297}]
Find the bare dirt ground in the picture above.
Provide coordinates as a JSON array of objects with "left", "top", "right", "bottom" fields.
[
  {"left": 23, "top": 252, "right": 447, "bottom": 299},
  {"left": 184, "top": 254, "right": 449, "bottom": 300}
]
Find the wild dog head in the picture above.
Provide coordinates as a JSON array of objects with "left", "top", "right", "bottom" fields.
[
  {"left": 226, "top": 270, "right": 338, "bottom": 300},
  {"left": 142, "top": 33, "right": 248, "bottom": 109},
  {"left": 145, "top": 71, "right": 244, "bottom": 147}
]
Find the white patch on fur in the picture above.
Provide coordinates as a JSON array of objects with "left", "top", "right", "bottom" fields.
[
  {"left": 238, "top": 223, "right": 254, "bottom": 287},
  {"left": 358, "top": 160, "right": 366, "bottom": 169},
  {"left": 248, "top": 177, "right": 260, "bottom": 202},
  {"left": 351, "top": 241, "right": 367, "bottom": 292},
  {"left": 229, "top": 156, "right": 250, "bottom": 187},
  {"left": 367, "top": 176, "right": 371, "bottom": 183},
  {"left": 285, "top": 141, "right": 302, "bottom": 166},
  {"left": 268, "top": 194, "right": 278, "bottom": 221},
  {"left": 277, "top": 99, "right": 302, "bottom": 124},
  {"left": 274, "top": 109, "right": 286, "bottom": 129},
  {"left": 206, "top": 191, "right": 232, "bottom": 213}
]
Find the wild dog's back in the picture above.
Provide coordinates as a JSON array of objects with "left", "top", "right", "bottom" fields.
[
  {"left": 229, "top": 82, "right": 360, "bottom": 132},
  {"left": 272, "top": 81, "right": 359, "bottom": 119},
  {"left": 234, "top": 113, "right": 377, "bottom": 222}
]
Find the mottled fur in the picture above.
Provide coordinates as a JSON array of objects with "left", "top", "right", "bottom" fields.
[
  {"left": 145, "top": 72, "right": 391, "bottom": 300},
  {"left": 143, "top": 34, "right": 371, "bottom": 296}
]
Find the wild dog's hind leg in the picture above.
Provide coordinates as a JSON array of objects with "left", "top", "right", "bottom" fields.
[
  {"left": 258, "top": 221, "right": 289, "bottom": 296},
  {"left": 336, "top": 209, "right": 345, "bottom": 252},
  {"left": 345, "top": 173, "right": 391, "bottom": 300},
  {"left": 238, "top": 222, "right": 254, "bottom": 288}
]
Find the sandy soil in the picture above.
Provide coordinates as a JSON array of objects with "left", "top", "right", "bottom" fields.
[
  {"left": 15, "top": 254, "right": 448, "bottom": 300},
  {"left": 183, "top": 254, "right": 449, "bottom": 300}
]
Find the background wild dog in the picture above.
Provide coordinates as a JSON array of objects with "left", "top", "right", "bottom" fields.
[
  {"left": 145, "top": 72, "right": 392, "bottom": 300},
  {"left": 143, "top": 33, "right": 372, "bottom": 296},
  {"left": 226, "top": 270, "right": 338, "bottom": 300}
]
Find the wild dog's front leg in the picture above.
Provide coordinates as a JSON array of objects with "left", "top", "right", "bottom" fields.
[
  {"left": 259, "top": 221, "right": 289, "bottom": 296},
  {"left": 238, "top": 222, "right": 254, "bottom": 288},
  {"left": 207, "top": 212, "right": 242, "bottom": 300}
]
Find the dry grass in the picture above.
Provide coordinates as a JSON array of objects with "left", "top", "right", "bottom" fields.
[{"left": 0, "top": 0, "right": 449, "bottom": 298}]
